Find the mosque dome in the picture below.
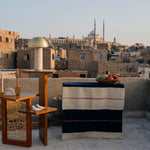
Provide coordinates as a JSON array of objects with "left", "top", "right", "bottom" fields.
[
  {"left": 90, "top": 30, "right": 94, "bottom": 35},
  {"left": 29, "top": 37, "right": 49, "bottom": 48}
]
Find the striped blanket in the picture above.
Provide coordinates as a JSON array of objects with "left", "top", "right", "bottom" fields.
[{"left": 62, "top": 82, "right": 125, "bottom": 139}]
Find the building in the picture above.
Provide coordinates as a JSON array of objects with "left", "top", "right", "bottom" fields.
[
  {"left": 17, "top": 48, "right": 56, "bottom": 70},
  {"left": 138, "top": 65, "right": 150, "bottom": 78},
  {"left": 57, "top": 47, "right": 67, "bottom": 60},
  {"left": 0, "top": 30, "right": 19, "bottom": 69},
  {"left": 15, "top": 38, "right": 30, "bottom": 50},
  {"left": 68, "top": 47, "right": 107, "bottom": 77}
]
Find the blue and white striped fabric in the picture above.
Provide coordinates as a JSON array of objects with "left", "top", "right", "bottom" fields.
[{"left": 62, "top": 82, "right": 125, "bottom": 139}]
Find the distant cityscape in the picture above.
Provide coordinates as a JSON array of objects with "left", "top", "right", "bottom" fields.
[{"left": 1, "top": 20, "right": 150, "bottom": 78}]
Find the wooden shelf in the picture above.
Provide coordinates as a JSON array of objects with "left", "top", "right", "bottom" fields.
[
  {"left": 2, "top": 93, "right": 39, "bottom": 102},
  {"left": 19, "top": 107, "right": 57, "bottom": 115},
  {"left": 20, "top": 70, "right": 57, "bottom": 146}
]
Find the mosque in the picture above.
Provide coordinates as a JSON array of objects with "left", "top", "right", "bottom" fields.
[{"left": 46, "top": 19, "right": 105, "bottom": 49}]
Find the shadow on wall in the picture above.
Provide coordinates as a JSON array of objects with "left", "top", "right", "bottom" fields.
[
  {"left": 121, "top": 78, "right": 148, "bottom": 111},
  {"left": 146, "top": 80, "right": 150, "bottom": 112}
]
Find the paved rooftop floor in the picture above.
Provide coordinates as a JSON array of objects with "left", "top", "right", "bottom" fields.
[{"left": 0, "top": 118, "right": 150, "bottom": 150}]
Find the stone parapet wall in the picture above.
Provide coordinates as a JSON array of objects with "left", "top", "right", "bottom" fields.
[{"left": 0, "top": 77, "right": 149, "bottom": 111}]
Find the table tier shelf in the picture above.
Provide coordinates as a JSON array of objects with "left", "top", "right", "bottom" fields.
[
  {"left": 2, "top": 93, "right": 39, "bottom": 102},
  {"left": 19, "top": 107, "right": 57, "bottom": 115}
]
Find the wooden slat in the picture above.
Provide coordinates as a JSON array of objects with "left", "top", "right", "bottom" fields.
[{"left": 5, "top": 140, "right": 29, "bottom": 147}]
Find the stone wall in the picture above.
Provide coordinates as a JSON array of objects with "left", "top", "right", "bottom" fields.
[
  {"left": 0, "top": 32, "right": 16, "bottom": 52},
  {"left": 117, "top": 63, "right": 138, "bottom": 77},
  {"left": 92, "top": 49, "right": 107, "bottom": 61},
  {"left": 0, "top": 77, "right": 149, "bottom": 111},
  {"left": 97, "top": 61, "right": 119, "bottom": 75},
  {"left": 55, "top": 60, "right": 68, "bottom": 70},
  {"left": 0, "top": 52, "right": 16, "bottom": 69},
  {"left": 17, "top": 50, "right": 30, "bottom": 69}
]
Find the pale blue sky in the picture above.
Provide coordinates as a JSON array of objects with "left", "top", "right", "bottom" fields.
[{"left": 1, "top": 0, "right": 150, "bottom": 46}]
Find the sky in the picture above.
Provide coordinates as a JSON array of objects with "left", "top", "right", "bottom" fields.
[{"left": 1, "top": 0, "right": 150, "bottom": 46}]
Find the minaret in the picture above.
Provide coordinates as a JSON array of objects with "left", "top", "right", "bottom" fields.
[
  {"left": 114, "top": 37, "right": 116, "bottom": 43},
  {"left": 93, "top": 18, "right": 96, "bottom": 49},
  {"left": 103, "top": 20, "right": 105, "bottom": 42}
]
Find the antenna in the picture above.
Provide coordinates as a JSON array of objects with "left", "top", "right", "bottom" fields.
[
  {"left": 103, "top": 20, "right": 105, "bottom": 42},
  {"left": 93, "top": 18, "right": 96, "bottom": 49}
]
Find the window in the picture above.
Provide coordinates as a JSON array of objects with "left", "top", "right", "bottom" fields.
[
  {"left": 53, "top": 74, "right": 59, "bottom": 78},
  {"left": 80, "top": 54, "right": 85, "bottom": 60},
  {"left": 0, "top": 36, "right": 2, "bottom": 41},
  {"left": 52, "top": 54, "right": 55, "bottom": 60},
  {"left": 24, "top": 54, "right": 29, "bottom": 61},
  {"left": 80, "top": 74, "right": 86, "bottom": 78},
  {"left": 0, "top": 53, "right": 3, "bottom": 58},
  {"left": 99, "top": 54, "right": 102, "bottom": 61},
  {"left": 6, "top": 38, "right": 9, "bottom": 42},
  {"left": 6, "top": 53, "right": 8, "bottom": 58}
]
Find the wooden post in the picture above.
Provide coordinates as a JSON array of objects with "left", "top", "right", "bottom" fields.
[
  {"left": 15, "top": 69, "right": 21, "bottom": 96},
  {"left": 26, "top": 98, "right": 32, "bottom": 147},
  {"left": 1, "top": 74, "right": 4, "bottom": 93},
  {"left": 39, "top": 73, "right": 48, "bottom": 145},
  {"left": 16, "top": 68, "right": 19, "bottom": 87},
  {"left": 1, "top": 93, "right": 6, "bottom": 144}
]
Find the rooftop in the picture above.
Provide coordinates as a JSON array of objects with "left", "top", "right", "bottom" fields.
[
  {"left": 0, "top": 77, "right": 150, "bottom": 149},
  {"left": 0, "top": 118, "right": 150, "bottom": 150}
]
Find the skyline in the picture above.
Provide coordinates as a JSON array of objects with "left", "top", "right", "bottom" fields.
[{"left": 1, "top": 0, "right": 150, "bottom": 46}]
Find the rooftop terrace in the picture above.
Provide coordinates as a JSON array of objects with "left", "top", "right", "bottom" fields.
[
  {"left": 0, "top": 77, "right": 150, "bottom": 149},
  {"left": 0, "top": 118, "right": 150, "bottom": 150}
]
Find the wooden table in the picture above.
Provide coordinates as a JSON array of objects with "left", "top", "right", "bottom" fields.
[{"left": 1, "top": 69, "right": 57, "bottom": 147}]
